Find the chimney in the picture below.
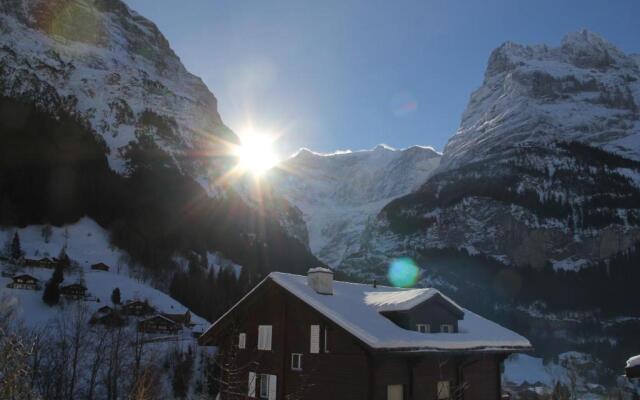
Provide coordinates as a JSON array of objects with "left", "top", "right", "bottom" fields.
[{"left": 307, "top": 267, "right": 333, "bottom": 295}]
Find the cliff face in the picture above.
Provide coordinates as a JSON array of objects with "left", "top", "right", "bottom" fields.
[{"left": 0, "top": 0, "right": 235, "bottom": 183}]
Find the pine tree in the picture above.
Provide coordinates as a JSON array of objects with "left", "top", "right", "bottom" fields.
[
  {"left": 10, "top": 232, "right": 22, "bottom": 260},
  {"left": 42, "top": 263, "right": 64, "bottom": 306},
  {"left": 111, "top": 288, "right": 121, "bottom": 305}
]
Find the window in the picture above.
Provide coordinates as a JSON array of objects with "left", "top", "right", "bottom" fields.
[
  {"left": 258, "top": 374, "right": 277, "bottom": 400},
  {"left": 257, "top": 325, "right": 272, "bottom": 351},
  {"left": 416, "top": 323, "right": 430, "bottom": 333},
  {"left": 259, "top": 374, "right": 269, "bottom": 398},
  {"left": 238, "top": 333, "right": 246, "bottom": 349},
  {"left": 440, "top": 324, "right": 454, "bottom": 333},
  {"left": 310, "top": 325, "right": 320, "bottom": 354},
  {"left": 437, "top": 381, "right": 450, "bottom": 399},
  {"left": 387, "top": 384, "right": 403, "bottom": 400},
  {"left": 248, "top": 371, "right": 256, "bottom": 397},
  {"left": 291, "top": 353, "right": 303, "bottom": 371}
]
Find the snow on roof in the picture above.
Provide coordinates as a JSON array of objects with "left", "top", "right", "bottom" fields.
[
  {"left": 202, "top": 272, "right": 532, "bottom": 352},
  {"left": 308, "top": 267, "right": 333, "bottom": 274},
  {"left": 627, "top": 355, "right": 640, "bottom": 368},
  {"left": 364, "top": 287, "right": 464, "bottom": 314}
]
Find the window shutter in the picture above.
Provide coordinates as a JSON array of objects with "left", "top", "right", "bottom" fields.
[
  {"left": 268, "top": 374, "right": 277, "bottom": 400},
  {"left": 265, "top": 325, "right": 272, "bottom": 350},
  {"left": 239, "top": 333, "right": 246, "bottom": 349},
  {"left": 387, "top": 384, "right": 403, "bottom": 400},
  {"left": 310, "top": 325, "right": 320, "bottom": 354},
  {"left": 257, "top": 327, "right": 263, "bottom": 349},
  {"left": 248, "top": 371, "right": 256, "bottom": 397}
]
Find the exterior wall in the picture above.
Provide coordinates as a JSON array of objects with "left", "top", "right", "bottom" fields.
[{"left": 209, "top": 279, "right": 505, "bottom": 400}]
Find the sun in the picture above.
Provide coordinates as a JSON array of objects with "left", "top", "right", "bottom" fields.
[{"left": 234, "top": 130, "right": 280, "bottom": 177}]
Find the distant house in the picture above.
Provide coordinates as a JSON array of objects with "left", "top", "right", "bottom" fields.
[
  {"left": 122, "top": 300, "right": 155, "bottom": 316},
  {"left": 90, "top": 306, "right": 126, "bottom": 327},
  {"left": 138, "top": 315, "right": 181, "bottom": 334},
  {"left": 60, "top": 283, "right": 88, "bottom": 300},
  {"left": 91, "top": 262, "right": 110, "bottom": 272},
  {"left": 161, "top": 311, "right": 192, "bottom": 327},
  {"left": 24, "top": 257, "right": 57, "bottom": 269},
  {"left": 199, "top": 268, "right": 532, "bottom": 400},
  {"left": 7, "top": 274, "right": 41, "bottom": 290}
]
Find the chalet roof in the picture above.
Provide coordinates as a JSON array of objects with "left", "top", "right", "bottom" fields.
[
  {"left": 202, "top": 272, "right": 532, "bottom": 353},
  {"left": 628, "top": 355, "right": 640, "bottom": 368}
]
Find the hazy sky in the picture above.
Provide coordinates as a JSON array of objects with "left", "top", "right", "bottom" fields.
[{"left": 125, "top": 0, "right": 640, "bottom": 157}]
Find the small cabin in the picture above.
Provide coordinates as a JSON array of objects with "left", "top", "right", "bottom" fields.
[
  {"left": 60, "top": 283, "right": 88, "bottom": 300},
  {"left": 161, "top": 311, "right": 192, "bottom": 327},
  {"left": 138, "top": 315, "right": 181, "bottom": 334},
  {"left": 24, "top": 257, "right": 57, "bottom": 269},
  {"left": 90, "top": 307, "right": 126, "bottom": 327},
  {"left": 122, "top": 300, "right": 155, "bottom": 316},
  {"left": 7, "top": 274, "right": 41, "bottom": 290},
  {"left": 91, "top": 262, "right": 110, "bottom": 272}
]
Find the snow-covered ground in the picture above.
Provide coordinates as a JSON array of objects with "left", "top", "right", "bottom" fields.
[{"left": 0, "top": 217, "right": 208, "bottom": 330}]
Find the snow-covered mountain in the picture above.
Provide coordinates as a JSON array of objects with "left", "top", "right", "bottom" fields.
[
  {"left": 268, "top": 145, "right": 441, "bottom": 266},
  {"left": 344, "top": 30, "right": 640, "bottom": 274},
  {"left": 0, "top": 0, "right": 235, "bottom": 183},
  {"left": 443, "top": 29, "right": 640, "bottom": 170}
]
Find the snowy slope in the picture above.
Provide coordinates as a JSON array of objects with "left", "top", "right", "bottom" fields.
[
  {"left": 0, "top": 218, "right": 208, "bottom": 329},
  {"left": 268, "top": 145, "right": 441, "bottom": 266},
  {"left": 442, "top": 29, "right": 640, "bottom": 170},
  {"left": 0, "top": 0, "right": 235, "bottom": 184}
]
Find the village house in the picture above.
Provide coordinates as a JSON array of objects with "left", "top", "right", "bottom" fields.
[
  {"left": 89, "top": 306, "right": 126, "bottom": 327},
  {"left": 24, "top": 257, "right": 57, "bottom": 269},
  {"left": 161, "top": 310, "right": 192, "bottom": 327},
  {"left": 199, "top": 268, "right": 532, "bottom": 400},
  {"left": 60, "top": 283, "right": 88, "bottom": 300},
  {"left": 6, "top": 274, "right": 41, "bottom": 290},
  {"left": 122, "top": 299, "right": 155, "bottom": 316},
  {"left": 91, "top": 262, "right": 110, "bottom": 272},
  {"left": 138, "top": 314, "right": 181, "bottom": 334},
  {"left": 627, "top": 355, "right": 640, "bottom": 379}
]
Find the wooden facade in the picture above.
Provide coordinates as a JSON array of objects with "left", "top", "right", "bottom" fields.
[
  {"left": 201, "top": 279, "right": 512, "bottom": 400},
  {"left": 122, "top": 300, "right": 155, "bottom": 316},
  {"left": 91, "top": 262, "right": 110, "bottom": 272},
  {"left": 60, "top": 283, "right": 88, "bottom": 299},
  {"left": 24, "top": 257, "right": 57, "bottom": 269},
  {"left": 137, "top": 315, "right": 181, "bottom": 334},
  {"left": 161, "top": 311, "right": 192, "bottom": 327},
  {"left": 6, "top": 274, "right": 41, "bottom": 290}
]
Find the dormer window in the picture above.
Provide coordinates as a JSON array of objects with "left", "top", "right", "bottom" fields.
[
  {"left": 416, "top": 323, "right": 430, "bottom": 333},
  {"left": 440, "top": 324, "right": 454, "bottom": 333}
]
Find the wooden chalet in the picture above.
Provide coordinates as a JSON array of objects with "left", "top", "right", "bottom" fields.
[
  {"left": 199, "top": 268, "right": 532, "bottom": 400},
  {"left": 90, "top": 306, "right": 126, "bottom": 327},
  {"left": 60, "top": 283, "right": 88, "bottom": 300},
  {"left": 91, "top": 262, "right": 110, "bottom": 272},
  {"left": 161, "top": 311, "right": 192, "bottom": 327},
  {"left": 24, "top": 257, "right": 57, "bottom": 269},
  {"left": 7, "top": 274, "right": 41, "bottom": 290},
  {"left": 122, "top": 300, "right": 155, "bottom": 316},
  {"left": 138, "top": 315, "right": 181, "bottom": 334}
]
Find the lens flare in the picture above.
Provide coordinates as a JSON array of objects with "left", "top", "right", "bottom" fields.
[
  {"left": 387, "top": 258, "right": 420, "bottom": 288},
  {"left": 233, "top": 130, "right": 280, "bottom": 177}
]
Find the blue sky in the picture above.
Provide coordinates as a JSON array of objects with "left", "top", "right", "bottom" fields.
[{"left": 125, "top": 0, "right": 640, "bottom": 157}]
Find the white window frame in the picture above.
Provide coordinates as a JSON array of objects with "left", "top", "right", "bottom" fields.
[
  {"left": 440, "top": 324, "right": 454, "bottom": 333},
  {"left": 257, "top": 325, "right": 272, "bottom": 351},
  {"left": 437, "top": 380, "right": 450, "bottom": 399},
  {"left": 291, "top": 353, "right": 303, "bottom": 371},
  {"left": 310, "top": 325, "right": 320, "bottom": 354},
  {"left": 238, "top": 332, "right": 246, "bottom": 349},
  {"left": 416, "top": 323, "right": 430, "bottom": 333}
]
